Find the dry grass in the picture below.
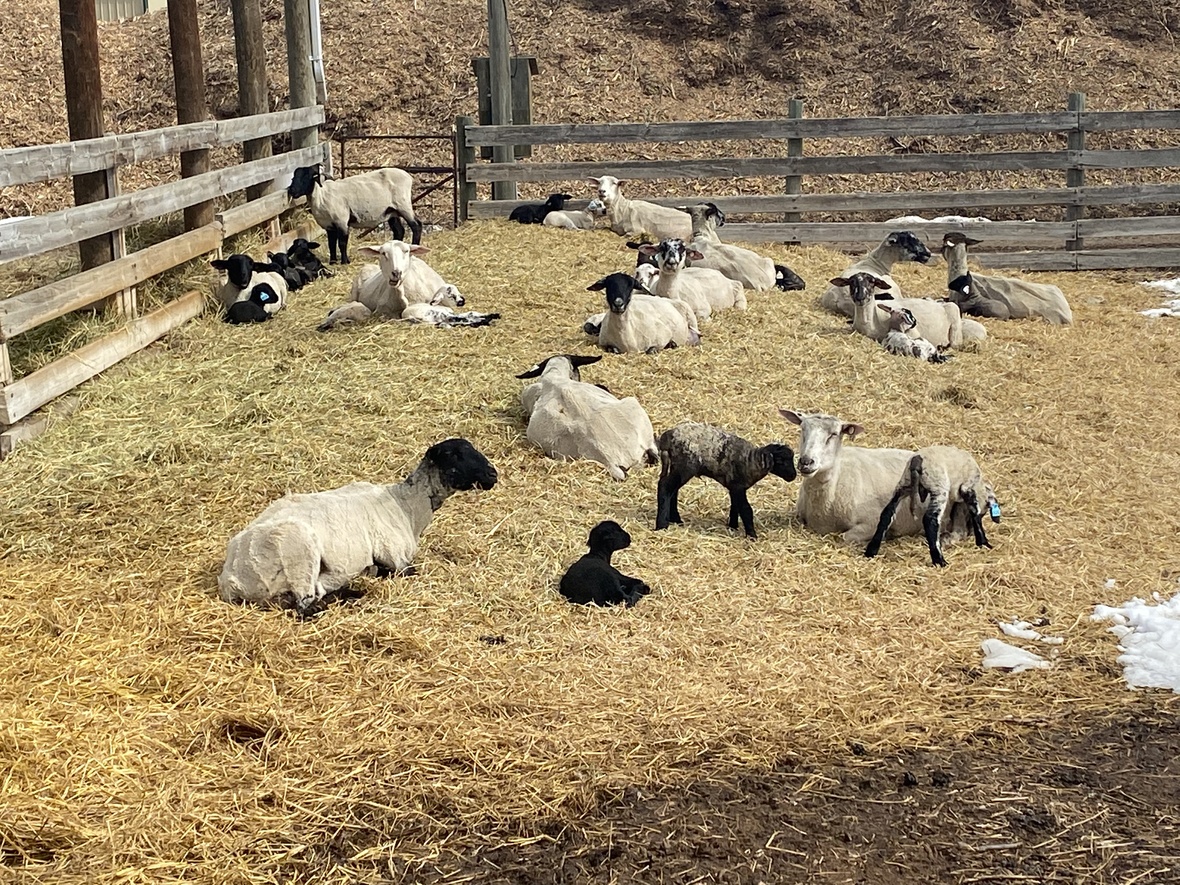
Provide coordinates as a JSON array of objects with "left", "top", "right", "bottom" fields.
[{"left": 2, "top": 219, "right": 1179, "bottom": 880}]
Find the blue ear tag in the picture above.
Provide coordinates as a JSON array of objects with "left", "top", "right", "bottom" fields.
[{"left": 989, "top": 501, "right": 1001, "bottom": 520}]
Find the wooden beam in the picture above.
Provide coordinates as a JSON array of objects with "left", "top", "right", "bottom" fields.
[
  {"left": 0, "top": 291, "right": 207, "bottom": 427},
  {"left": 284, "top": 0, "right": 318, "bottom": 151},
  {"left": 973, "top": 251, "right": 1077, "bottom": 271},
  {"left": 720, "top": 221, "right": 1074, "bottom": 247},
  {"left": 1080, "top": 110, "right": 1180, "bottom": 132},
  {"left": 168, "top": 0, "right": 214, "bottom": 231},
  {"left": 1077, "top": 216, "right": 1180, "bottom": 238},
  {"left": 218, "top": 191, "right": 295, "bottom": 238},
  {"left": 1074, "top": 248, "right": 1180, "bottom": 270},
  {"left": 0, "top": 108, "right": 324, "bottom": 188},
  {"left": 487, "top": 0, "right": 516, "bottom": 200},
  {"left": 59, "top": 0, "right": 113, "bottom": 271},
  {"left": 0, "top": 145, "right": 319, "bottom": 264},
  {"left": 231, "top": 0, "right": 272, "bottom": 200},
  {"left": 0, "top": 395, "right": 82, "bottom": 460}
]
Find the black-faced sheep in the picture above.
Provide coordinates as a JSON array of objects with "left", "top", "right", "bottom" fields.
[
  {"left": 941, "top": 233, "right": 1073, "bottom": 324},
  {"left": 210, "top": 253, "right": 289, "bottom": 312},
  {"left": 559, "top": 520, "right": 652, "bottom": 608},
  {"left": 820, "top": 231, "right": 932, "bottom": 317},
  {"left": 655, "top": 422, "right": 797, "bottom": 538},
  {"left": 589, "top": 272, "right": 701, "bottom": 354},
  {"left": 509, "top": 192, "right": 573, "bottom": 224},
  {"left": 681, "top": 202, "right": 807, "bottom": 292},
  {"left": 218, "top": 438, "right": 498, "bottom": 616},
  {"left": 636, "top": 238, "right": 747, "bottom": 320},
  {"left": 223, "top": 283, "right": 282, "bottom": 325}
]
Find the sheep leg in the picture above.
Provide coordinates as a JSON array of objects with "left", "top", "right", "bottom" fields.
[
  {"left": 864, "top": 486, "right": 908, "bottom": 558},
  {"left": 656, "top": 474, "right": 686, "bottom": 530},
  {"left": 374, "top": 561, "right": 417, "bottom": 578},
  {"left": 728, "top": 487, "right": 757, "bottom": 538},
  {"left": 960, "top": 489, "right": 993, "bottom": 549},
  {"left": 387, "top": 213, "right": 406, "bottom": 242},
  {"left": 336, "top": 227, "right": 351, "bottom": 265},
  {"left": 924, "top": 506, "right": 948, "bottom": 567}
]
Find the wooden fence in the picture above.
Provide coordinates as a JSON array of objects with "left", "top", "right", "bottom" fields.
[
  {"left": 454, "top": 95, "right": 1180, "bottom": 271},
  {"left": 0, "top": 106, "right": 326, "bottom": 457}
]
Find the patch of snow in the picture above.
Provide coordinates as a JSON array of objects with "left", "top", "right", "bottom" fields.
[
  {"left": 981, "top": 638, "right": 1051, "bottom": 673},
  {"left": 1091, "top": 593, "right": 1180, "bottom": 692},
  {"left": 1139, "top": 279, "right": 1180, "bottom": 317},
  {"left": 998, "top": 619, "right": 1064, "bottom": 645},
  {"left": 884, "top": 214, "right": 996, "bottom": 225},
  {"left": 1140, "top": 277, "right": 1180, "bottom": 295}
]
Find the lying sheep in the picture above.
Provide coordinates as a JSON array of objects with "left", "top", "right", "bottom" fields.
[
  {"left": 779, "top": 409, "right": 918, "bottom": 543},
  {"left": 543, "top": 199, "right": 607, "bottom": 230},
  {"left": 589, "top": 175, "right": 693, "bottom": 240},
  {"left": 266, "top": 251, "right": 313, "bottom": 291},
  {"left": 839, "top": 272, "right": 984, "bottom": 350},
  {"left": 516, "top": 353, "right": 658, "bottom": 481},
  {"left": 287, "top": 163, "right": 421, "bottom": 264},
  {"left": 223, "top": 283, "right": 282, "bottom": 325},
  {"left": 509, "top": 192, "right": 573, "bottom": 224},
  {"left": 589, "top": 272, "right": 701, "bottom": 354},
  {"left": 286, "top": 238, "right": 333, "bottom": 280},
  {"left": 655, "top": 422, "right": 797, "bottom": 538},
  {"left": 941, "top": 233, "right": 1073, "bottom": 324},
  {"left": 211, "top": 253, "right": 290, "bottom": 312},
  {"left": 681, "top": 203, "right": 807, "bottom": 291},
  {"left": 820, "top": 231, "right": 932, "bottom": 317},
  {"left": 218, "top": 438, "right": 498, "bottom": 616},
  {"left": 637, "top": 238, "right": 747, "bottom": 320},
  {"left": 582, "top": 265, "right": 661, "bottom": 338},
  {"left": 318, "top": 242, "right": 462, "bottom": 331},
  {"left": 863, "top": 445, "right": 999, "bottom": 566},
  {"left": 559, "top": 520, "right": 652, "bottom": 608},
  {"left": 878, "top": 304, "right": 951, "bottom": 363},
  {"left": 402, "top": 285, "right": 500, "bottom": 328}
]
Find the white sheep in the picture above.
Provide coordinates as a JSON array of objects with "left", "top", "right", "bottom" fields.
[
  {"left": 820, "top": 231, "right": 933, "bottom": 317},
  {"left": 778, "top": 409, "right": 918, "bottom": 543},
  {"left": 941, "top": 233, "right": 1073, "bottom": 324},
  {"left": 588, "top": 175, "right": 693, "bottom": 240},
  {"left": 543, "top": 199, "right": 607, "bottom": 230},
  {"left": 589, "top": 272, "right": 701, "bottom": 354},
  {"left": 636, "top": 238, "right": 747, "bottom": 320},
  {"left": 218, "top": 438, "right": 498, "bottom": 616},
  {"left": 318, "top": 242, "right": 462, "bottom": 331},
  {"left": 287, "top": 164, "right": 421, "bottom": 264},
  {"left": 878, "top": 304, "right": 951, "bottom": 363},
  {"left": 681, "top": 203, "right": 807, "bottom": 291},
  {"left": 211, "top": 253, "right": 289, "bottom": 313},
  {"left": 516, "top": 354, "right": 659, "bottom": 481},
  {"left": 401, "top": 286, "right": 500, "bottom": 328},
  {"left": 863, "top": 444, "right": 1000, "bottom": 566},
  {"left": 837, "top": 272, "right": 985, "bottom": 350}
]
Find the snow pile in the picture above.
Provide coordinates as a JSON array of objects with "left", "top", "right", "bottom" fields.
[
  {"left": 1092, "top": 592, "right": 1180, "bottom": 692},
  {"left": 981, "top": 617, "right": 1063, "bottom": 673},
  {"left": 1138, "top": 278, "right": 1180, "bottom": 318},
  {"left": 885, "top": 214, "right": 996, "bottom": 225}
]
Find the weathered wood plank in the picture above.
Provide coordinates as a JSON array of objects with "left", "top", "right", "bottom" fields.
[
  {"left": 0, "top": 290, "right": 206, "bottom": 426},
  {"left": 1080, "top": 148, "right": 1180, "bottom": 170},
  {"left": 720, "top": 221, "right": 1074, "bottom": 247},
  {"left": 1080, "top": 111, "right": 1180, "bottom": 132},
  {"left": 218, "top": 191, "right": 295, "bottom": 238},
  {"left": 1077, "top": 216, "right": 1180, "bottom": 238},
  {"left": 973, "top": 251, "right": 1078, "bottom": 271},
  {"left": 0, "top": 145, "right": 319, "bottom": 264},
  {"left": 0, "top": 107, "right": 325, "bottom": 187},
  {"left": 1074, "top": 248, "right": 1180, "bottom": 270},
  {"left": 0, "top": 394, "right": 82, "bottom": 460},
  {"left": 0, "top": 223, "right": 222, "bottom": 339},
  {"left": 465, "top": 151, "right": 1079, "bottom": 183}
]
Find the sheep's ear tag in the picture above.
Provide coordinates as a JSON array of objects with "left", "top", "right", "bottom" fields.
[{"left": 989, "top": 500, "right": 1002, "bottom": 521}]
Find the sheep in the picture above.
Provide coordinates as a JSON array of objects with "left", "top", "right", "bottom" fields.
[
  {"left": 286, "top": 238, "right": 333, "bottom": 280},
  {"left": 588, "top": 175, "right": 693, "bottom": 240},
  {"left": 778, "top": 409, "right": 919, "bottom": 543},
  {"left": 210, "top": 253, "right": 290, "bottom": 311},
  {"left": 636, "top": 238, "right": 747, "bottom": 321},
  {"left": 863, "top": 445, "right": 999, "bottom": 566},
  {"left": 287, "top": 163, "right": 421, "bottom": 264},
  {"left": 265, "top": 251, "right": 313, "bottom": 291},
  {"left": 558, "top": 520, "right": 652, "bottom": 608},
  {"left": 509, "top": 192, "right": 573, "bottom": 224},
  {"left": 589, "top": 272, "right": 701, "bottom": 354},
  {"left": 516, "top": 353, "right": 659, "bottom": 481},
  {"left": 218, "top": 438, "right": 498, "bottom": 616},
  {"left": 838, "top": 272, "right": 984, "bottom": 350},
  {"left": 941, "top": 233, "right": 1073, "bottom": 324},
  {"left": 878, "top": 304, "right": 951, "bottom": 363},
  {"left": 655, "top": 422, "right": 797, "bottom": 538},
  {"left": 543, "top": 199, "right": 607, "bottom": 230},
  {"left": 317, "top": 242, "right": 462, "bottom": 331},
  {"left": 819, "top": 231, "right": 932, "bottom": 317},
  {"left": 582, "top": 266, "right": 660, "bottom": 338},
  {"left": 223, "top": 282, "right": 282, "bottom": 325},
  {"left": 402, "top": 285, "right": 501, "bottom": 328},
  {"left": 680, "top": 202, "right": 807, "bottom": 291}
]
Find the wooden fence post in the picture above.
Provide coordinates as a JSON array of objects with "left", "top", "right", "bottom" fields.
[
  {"left": 487, "top": 0, "right": 517, "bottom": 200},
  {"left": 0, "top": 337, "right": 11, "bottom": 387},
  {"left": 168, "top": 0, "right": 214, "bottom": 231},
  {"left": 231, "top": 0, "right": 273, "bottom": 201},
  {"left": 1066, "top": 91, "right": 1086, "bottom": 252},
  {"left": 455, "top": 116, "right": 477, "bottom": 223},
  {"left": 103, "top": 165, "right": 137, "bottom": 317},
  {"left": 285, "top": 0, "right": 318, "bottom": 152},
  {"left": 785, "top": 99, "right": 804, "bottom": 225}
]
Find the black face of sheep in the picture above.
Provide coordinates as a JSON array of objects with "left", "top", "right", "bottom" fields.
[
  {"left": 287, "top": 165, "right": 323, "bottom": 199},
  {"left": 223, "top": 284, "right": 281, "bottom": 325},
  {"left": 886, "top": 231, "right": 932, "bottom": 264},
  {"left": 774, "top": 264, "right": 807, "bottom": 291},
  {"left": 211, "top": 254, "right": 258, "bottom": 289},
  {"left": 588, "top": 520, "right": 632, "bottom": 555},
  {"left": 588, "top": 272, "right": 649, "bottom": 314},
  {"left": 425, "top": 438, "right": 498, "bottom": 492},
  {"left": 515, "top": 354, "right": 602, "bottom": 381},
  {"left": 764, "top": 443, "right": 797, "bottom": 482},
  {"left": 948, "top": 274, "right": 972, "bottom": 298}
]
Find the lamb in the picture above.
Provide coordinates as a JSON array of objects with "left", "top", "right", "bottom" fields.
[
  {"left": 509, "top": 192, "right": 573, "bottom": 224},
  {"left": 941, "top": 233, "right": 1073, "bottom": 324},
  {"left": 210, "top": 253, "right": 290, "bottom": 312},
  {"left": 402, "top": 285, "right": 500, "bottom": 328},
  {"left": 286, "top": 238, "right": 333, "bottom": 280},
  {"left": 266, "top": 251, "right": 313, "bottom": 291},
  {"left": 223, "top": 282, "right": 282, "bottom": 325},
  {"left": 516, "top": 353, "right": 659, "bottom": 481},
  {"left": 543, "top": 199, "right": 607, "bottom": 230},
  {"left": 317, "top": 242, "right": 462, "bottom": 331},
  {"left": 218, "top": 438, "right": 498, "bottom": 616},
  {"left": 778, "top": 409, "right": 919, "bottom": 543},
  {"left": 588, "top": 175, "right": 693, "bottom": 240},
  {"left": 655, "top": 422, "right": 797, "bottom": 538},
  {"left": 287, "top": 163, "right": 421, "bottom": 264},
  {"left": 588, "top": 272, "right": 701, "bottom": 354},
  {"left": 839, "top": 272, "right": 984, "bottom": 350},
  {"left": 636, "top": 238, "right": 747, "bottom": 320},
  {"left": 863, "top": 445, "right": 1000, "bottom": 566},
  {"left": 681, "top": 202, "right": 807, "bottom": 291},
  {"left": 819, "top": 231, "right": 932, "bottom": 317},
  {"left": 878, "top": 304, "right": 951, "bottom": 363},
  {"left": 558, "top": 520, "right": 652, "bottom": 608}
]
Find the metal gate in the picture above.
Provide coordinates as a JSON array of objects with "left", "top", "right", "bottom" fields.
[
  {"left": 333, "top": 133, "right": 458, "bottom": 228},
  {"left": 95, "top": 0, "right": 148, "bottom": 21}
]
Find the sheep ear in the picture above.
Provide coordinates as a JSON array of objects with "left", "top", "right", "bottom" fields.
[
  {"left": 965, "top": 237, "right": 983, "bottom": 246},
  {"left": 877, "top": 303, "right": 894, "bottom": 313},
  {"left": 687, "top": 249, "right": 705, "bottom": 261},
  {"left": 570, "top": 354, "right": 602, "bottom": 368},
  {"left": 829, "top": 277, "right": 850, "bottom": 287},
  {"left": 586, "top": 177, "right": 600, "bottom": 187},
  {"left": 637, "top": 244, "right": 659, "bottom": 257},
  {"left": 587, "top": 278, "right": 608, "bottom": 292},
  {"left": 210, "top": 259, "right": 229, "bottom": 270},
  {"left": 410, "top": 245, "right": 431, "bottom": 255},
  {"left": 515, "top": 362, "right": 545, "bottom": 379},
  {"left": 841, "top": 423, "right": 864, "bottom": 439},
  {"left": 872, "top": 276, "right": 892, "bottom": 290},
  {"left": 356, "top": 246, "right": 382, "bottom": 258},
  {"left": 778, "top": 409, "right": 803, "bottom": 426}
]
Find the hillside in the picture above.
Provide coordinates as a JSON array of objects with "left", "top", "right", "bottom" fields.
[{"left": 3, "top": 0, "right": 1180, "bottom": 217}]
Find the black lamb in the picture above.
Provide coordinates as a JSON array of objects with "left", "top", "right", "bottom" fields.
[
  {"left": 224, "top": 283, "right": 282, "bottom": 325},
  {"left": 509, "top": 192, "right": 573, "bottom": 225},
  {"left": 558, "top": 521, "right": 651, "bottom": 608}
]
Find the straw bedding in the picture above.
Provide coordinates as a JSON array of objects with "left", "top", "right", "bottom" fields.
[{"left": 1, "top": 219, "right": 1179, "bottom": 881}]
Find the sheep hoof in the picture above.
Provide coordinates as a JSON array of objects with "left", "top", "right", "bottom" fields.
[{"left": 646, "top": 345, "right": 662, "bottom": 354}]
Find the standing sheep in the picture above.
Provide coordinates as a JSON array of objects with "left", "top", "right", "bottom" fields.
[
  {"left": 559, "top": 520, "right": 652, "bottom": 608},
  {"left": 655, "top": 422, "right": 797, "bottom": 538},
  {"left": 941, "top": 233, "right": 1073, "bottom": 324},
  {"left": 287, "top": 164, "right": 422, "bottom": 264},
  {"left": 218, "top": 438, "right": 498, "bottom": 616},
  {"left": 588, "top": 175, "right": 693, "bottom": 240},
  {"left": 820, "top": 231, "right": 932, "bottom": 317},
  {"left": 864, "top": 445, "right": 1000, "bottom": 566},
  {"left": 589, "top": 272, "right": 701, "bottom": 354}
]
